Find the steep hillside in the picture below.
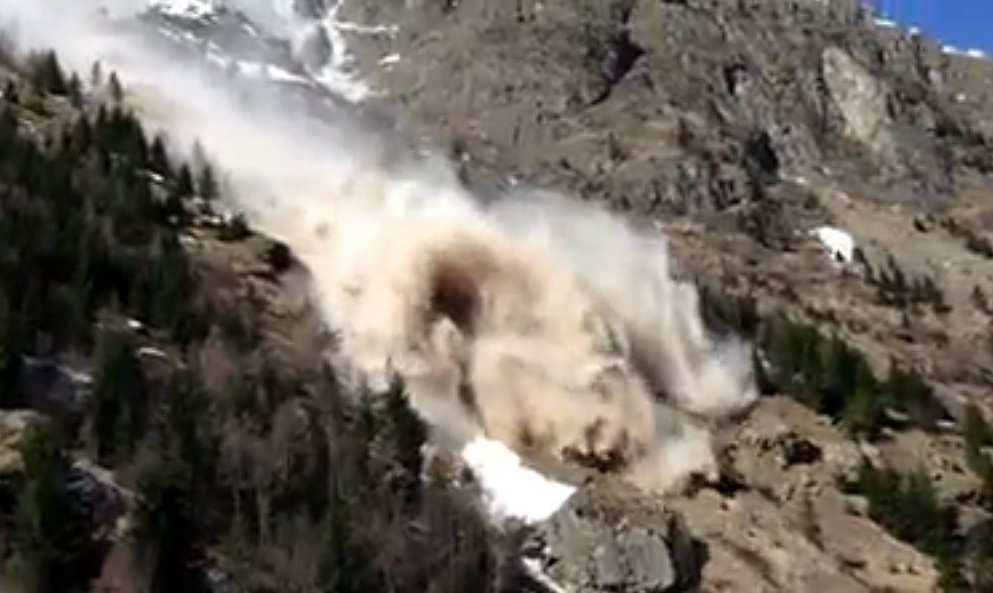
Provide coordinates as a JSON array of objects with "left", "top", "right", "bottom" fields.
[
  {"left": 323, "top": 0, "right": 993, "bottom": 590},
  {"left": 3, "top": 1, "right": 993, "bottom": 592},
  {"left": 0, "top": 50, "right": 509, "bottom": 593}
]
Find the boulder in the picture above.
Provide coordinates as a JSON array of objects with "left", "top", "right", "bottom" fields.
[
  {"left": 0, "top": 409, "right": 43, "bottom": 475},
  {"left": 525, "top": 478, "right": 703, "bottom": 593}
]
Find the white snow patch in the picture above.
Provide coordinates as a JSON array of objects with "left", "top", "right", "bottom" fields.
[
  {"left": 308, "top": 1, "right": 377, "bottom": 102},
  {"left": 147, "top": 0, "right": 219, "bottom": 20},
  {"left": 378, "top": 53, "right": 401, "bottom": 66},
  {"left": 941, "top": 45, "right": 987, "bottom": 59},
  {"left": 331, "top": 20, "right": 398, "bottom": 36},
  {"left": 460, "top": 437, "right": 576, "bottom": 524},
  {"left": 522, "top": 558, "right": 567, "bottom": 593},
  {"left": 811, "top": 225, "right": 856, "bottom": 265},
  {"left": 873, "top": 17, "right": 897, "bottom": 29},
  {"left": 235, "top": 60, "right": 311, "bottom": 84},
  {"left": 136, "top": 346, "right": 169, "bottom": 359}
]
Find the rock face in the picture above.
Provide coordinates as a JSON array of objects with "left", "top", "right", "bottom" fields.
[
  {"left": 525, "top": 479, "right": 702, "bottom": 593},
  {"left": 339, "top": 0, "right": 993, "bottom": 219}
]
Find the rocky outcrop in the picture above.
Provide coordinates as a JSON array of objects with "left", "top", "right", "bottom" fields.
[
  {"left": 0, "top": 409, "right": 43, "bottom": 474},
  {"left": 524, "top": 478, "right": 703, "bottom": 593},
  {"left": 0, "top": 410, "right": 130, "bottom": 541}
]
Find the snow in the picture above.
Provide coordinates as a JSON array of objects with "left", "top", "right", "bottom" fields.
[
  {"left": 147, "top": 0, "right": 219, "bottom": 20},
  {"left": 459, "top": 437, "right": 576, "bottom": 524},
  {"left": 522, "top": 558, "right": 567, "bottom": 593},
  {"left": 136, "top": 346, "right": 168, "bottom": 359},
  {"left": 235, "top": 60, "right": 311, "bottom": 84},
  {"left": 378, "top": 53, "right": 401, "bottom": 66},
  {"left": 943, "top": 45, "right": 987, "bottom": 60},
  {"left": 305, "top": 1, "right": 375, "bottom": 102},
  {"left": 810, "top": 225, "right": 856, "bottom": 265}
]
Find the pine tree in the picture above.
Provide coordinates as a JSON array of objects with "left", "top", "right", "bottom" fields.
[
  {"left": 841, "top": 379, "right": 884, "bottom": 438},
  {"left": 66, "top": 74, "right": 83, "bottom": 108},
  {"left": 133, "top": 443, "right": 207, "bottom": 593},
  {"left": 318, "top": 478, "right": 383, "bottom": 593},
  {"left": 107, "top": 72, "right": 123, "bottom": 103},
  {"left": 148, "top": 135, "right": 171, "bottom": 176},
  {"left": 196, "top": 162, "right": 219, "bottom": 202},
  {"left": 89, "top": 61, "right": 103, "bottom": 89},
  {"left": 29, "top": 51, "right": 67, "bottom": 96},
  {"left": 133, "top": 372, "right": 216, "bottom": 593},
  {"left": 376, "top": 380, "right": 428, "bottom": 509},
  {"left": 88, "top": 328, "right": 148, "bottom": 466},
  {"left": 14, "top": 422, "right": 95, "bottom": 593},
  {"left": 175, "top": 164, "right": 194, "bottom": 197}
]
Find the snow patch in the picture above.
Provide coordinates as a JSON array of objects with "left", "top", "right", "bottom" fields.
[
  {"left": 235, "top": 60, "right": 310, "bottom": 84},
  {"left": 147, "top": 0, "right": 220, "bottom": 20},
  {"left": 943, "top": 45, "right": 988, "bottom": 60},
  {"left": 811, "top": 225, "right": 856, "bottom": 265},
  {"left": 307, "top": 1, "right": 381, "bottom": 102},
  {"left": 459, "top": 437, "right": 576, "bottom": 524},
  {"left": 378, "top": 53, "right": 401, "bottom": 66}
]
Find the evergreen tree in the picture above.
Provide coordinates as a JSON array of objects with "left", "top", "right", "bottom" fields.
[
  {"left": 196, "top": 162, "right": 219, "bottom": 202},
  {"left": 88, "top": 328, "right": 148, "bottom": 466},
  {"left": 175, "top": 163, "right": 194, "bottom": 197},
  {"left": 89, "top": 61, "right": 103, "bottom": 89},
  {"left": 148, "top": 134, "right": 171, "bottom": 176},
  {"left": 376, "top": 380, "right": 428, "bottom": 510},
  {"left": 106, "top": 72, "right": 122, "bottom": 103},
  {"left": 318, "top": 480, "right": 383, "bottom": 593},
  {"left": 133, "top": 443, "right": 208, "bottom": 593},
  {"left": 134, "top": 372, "right": 216, "bottom": 593},
  {"left": 29, "top": 51, "right": 67, "bottom": 96},
  {"left": 14, "top": 422, "right": 96, "bottom": 593},
  {"left": 66, "top": 74, "right": 83, "bottom": 108}
]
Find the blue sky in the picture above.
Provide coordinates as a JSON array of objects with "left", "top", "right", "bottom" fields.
[{"left": 872, "top": 1, "right": 993, "bottom": 51}]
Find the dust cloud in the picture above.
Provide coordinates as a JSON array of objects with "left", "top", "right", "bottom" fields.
[{"left": 0, "top": 0, "right": 758, "bottom": 493}]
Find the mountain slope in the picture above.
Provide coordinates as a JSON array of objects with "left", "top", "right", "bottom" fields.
[
  {"left": 3, "top": 0, "right": 993, "bottom": 591},
  {"left": 324, "top": 0, "right": 993, "bottom": 590},
  {"left": 0, "top": 50, "right": 513, "bottom": 593}
]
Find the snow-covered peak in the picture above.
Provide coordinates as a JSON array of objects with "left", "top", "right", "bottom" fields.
[{"left": 460, "top": 437, "right": 576, "bottom": 524}]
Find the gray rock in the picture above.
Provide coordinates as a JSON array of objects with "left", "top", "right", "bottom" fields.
[
  {"left": 334, "top": 0, "right": 993, "bottom": 219},
  {"left": 526, "top": 478, "right": 702, "bottom": 593}
]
